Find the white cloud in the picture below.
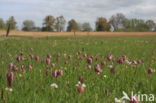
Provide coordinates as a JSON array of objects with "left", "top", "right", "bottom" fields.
[{"left": 0, "top": 0, "right": 156, "bottom": 29}]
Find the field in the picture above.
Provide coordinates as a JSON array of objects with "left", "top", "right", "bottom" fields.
[
  {"left": 0, "top": 30, "right": 156, "bottom": 37},
  {"left": 0, "top": 35, "right": 156, "bottom": 103}
]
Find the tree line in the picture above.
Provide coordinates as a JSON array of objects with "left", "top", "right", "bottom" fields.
[{"left": 0, "top": 13, "right": 156, "bottom": 32}]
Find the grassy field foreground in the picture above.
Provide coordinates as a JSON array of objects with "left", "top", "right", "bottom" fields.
[{"left": 0, "top": 36, "right": 156, "bottom": 103}]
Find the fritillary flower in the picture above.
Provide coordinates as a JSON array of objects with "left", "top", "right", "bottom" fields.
[
  {"left": 79, "top": 56, "right": 83, "bottom": 60},
  {"left": 101, "top": 61, "right": 107, "bottom": 67},
  {"left": 29, "top": 54, "right": 34, "bottom": 59},
  {"left": 110, "top": 67, "right": 116, "bottom": 73},
  {"left": 117, "top": 57, "right": 124, "bottom": 64},
  {"left": 57, "top": 53, "right": 61, "bottom": 57},
  {"left": 68, "top": 55, "right": 72, "bottom": 59},
  {"left": 51, "top": 63, "right": 55, "bottom": 68},
  {"left": 13, "top": 65, "right": 18, "bottom": 72},
  {"left": 29, "top": 48, "right": 33, "bottom": 51},
  {"left": 7, "top": 72, "right": 14, "bottom": 87},
  {"left": 76, "top": 81, "right": 86, "bottom": 93},
  {"left": 65, "top": 61, "right": 68, "bottom": 65},
  {"left": 5, "top": 88, "right": 13, "bottom": 92},
  {"left": 107, "top": 55, "right": 113, "bottom": 61},
  {"left": 86, "top": 65, "right": 91, "bottom": 70},
  {"left": 115, "top": 98, "right": 125, "bottom": 103},
  {"left": 83, "top": 53, "right": 88, "bottom": 58},
  {"left": 19, "top": 51, "right": 24, "bottom": 55},
  {"left": 20, "top": 64, "right": 25, "bottom": 72},
  {"left": 94, "top": 64, "right": 102, "bottom": 74},
  {"left": 47, "top": 54, "right": 52, "bottom": 59},
  {"left": 52, "top": 71, "right": 58, "bottom": 78},
  {"left": 57, "top": 70, "right": 63, "bottom": 76},
  {"left": 8, "top": 63, "right": 14, "bottom": 70},
  {"left": 129, "top": 96, "right": 139, "bottom": 103},
  {"left": 87, "top": 57, "right": 93, "bottom": 64},
  {"left": 45, "top": 58, "right": 51, "bottom": 65},
  {"left": 28, "top": 65, "right": 32, "bottom": 70},
  {"left": 78, "top": 76, "right": 84, "bottom": 83},
  {"left": 73, "top": 67, "right": 77, "bottom": 70},
  {"left": 35, "top": 56, "right": 40, "bottom": 61},
  {"left": 45, "top": 69, "right": 50, "bottom": 76},
  {"left": 50, "top": 83, "right": 58, "bottom": 88},
  {"left": 147, "top": 68, "right": 155, "bottom": 74},
  {"left": 64, "top": 53, "right": 67, "bottom": 57},
  {"left": 16, "top": 56, "right": 21, "bottom": 62}
]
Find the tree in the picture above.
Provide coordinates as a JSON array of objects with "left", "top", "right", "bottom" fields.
[
  {"left": 146, "top": 20, "right": 156, "bottom": 31},
  {"left": 6, "top": 16, "right": 17, "bottom": 30},
  {"left": 22, "top": 20, "right": 35, "bottom": 31},
  {"left": 0, "top": 18, "right": 6, "bottom": 30},
  {"left": 55, "top": 16, "right": 66, "bottom": 32},
  {"left": 42, "top": 15, "right": 56, "bottom": 31},
  {"left": 137, "top": 21, "right": 149, "bottom": 32},
  {"left": 96, "top": 17, "right": 110, "bottom": 31},
  {"left": 81, "top": 22, "right": 92, "bottom": 31},
  {"left": 109, "top": 13, "right": 126, "bottom": 30},
  {"left": 121, "top": 18, "right": 150, "bottom": 32},
  {"left": 67, "top": 19, "right": 80, "bottom": 32}
]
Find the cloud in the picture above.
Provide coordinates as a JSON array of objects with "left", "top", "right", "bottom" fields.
[{"left": 0, "top": 0, "right": 156, "bottom": 29}]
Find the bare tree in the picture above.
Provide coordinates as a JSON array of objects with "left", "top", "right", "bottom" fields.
[
  {"left": 109, "top": 13, "right": 126, "bottom": 30},
  {"left": 55, "top": 16, "right": 66, "bottom": 32}
]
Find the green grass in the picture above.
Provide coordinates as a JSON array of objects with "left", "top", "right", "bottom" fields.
[{"left": 0, "top": 36, "right": 156, "bottom": 103}]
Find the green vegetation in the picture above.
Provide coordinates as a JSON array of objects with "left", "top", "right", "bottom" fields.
[
  {"left": 1, "top": 13, "right": 156, "bottom": 32},
  {"left": 0, "top": 36, "right": 156, "bottom": 103}
]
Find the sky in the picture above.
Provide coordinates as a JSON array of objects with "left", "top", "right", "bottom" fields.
[{"left": 0, "top": 0, "right": 156, "bottom": 29}]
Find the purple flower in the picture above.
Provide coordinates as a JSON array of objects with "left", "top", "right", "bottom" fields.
[
  {"left": 51, "top": 63, "right": 55, "bottom": 68},
  {"left": 45, "top": 58, "right": 51, "bottom": 65},
  {"left": 7, "top": 72, "right": 14, "bottom": 87},
  {"left": 117, "top": 57, "right": 124, "bottom": 64},
  {"left": 94, "top": 64, "right": 102, "bottom": 74},
  {"left": 78, "top": 76, "right": 84, "bottom": 83},
  {"left": 110, "top": 67, "right": 116, "bottom": 73},
  {"left": 107, "top": 55, "right": 113, "bottom": 61},
  {"left": 87, "top": 57, "right": 93, "bottom": 64},
  {"left": 47, "top": 54, "right": 51, "bottom": 59},
  {"left": 35, "top": 56, "right": 40, "bottom": 61},
  {"left": 8, "top": 63, "right": 14, "bottom": 70}
]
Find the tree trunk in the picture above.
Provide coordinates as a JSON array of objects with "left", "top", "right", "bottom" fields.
[{"left": 6, "top": 24, "right": 10, "bottom": 37}]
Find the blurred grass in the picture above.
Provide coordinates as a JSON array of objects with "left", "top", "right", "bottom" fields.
[{"left": 0, "top": 36, "right": 156, "bottom": 103}]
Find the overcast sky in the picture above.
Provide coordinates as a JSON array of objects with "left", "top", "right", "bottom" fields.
[{"left": 0, "top": 0, "right": 156, "bottom": 29}]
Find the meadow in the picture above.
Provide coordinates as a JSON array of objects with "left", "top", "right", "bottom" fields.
[{"left": 0, "top": 35, "right": 156, "bottom": 103}]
